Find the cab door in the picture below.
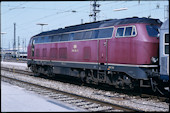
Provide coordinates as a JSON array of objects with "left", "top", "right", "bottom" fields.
[
  {"left": 98, "top": 39, "right": 108, "bottom": 64},
  {"left": 97, "top": 27, "right": 113, "bottom": 65}
]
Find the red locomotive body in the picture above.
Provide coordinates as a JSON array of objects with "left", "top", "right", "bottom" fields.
[
  {"left": 28, "top": 24, "right": 159, "bottom": 64},
  {"left": 27, "top": 17, "right": 162, "bottom": 90}
]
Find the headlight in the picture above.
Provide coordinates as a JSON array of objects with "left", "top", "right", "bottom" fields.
[{"left": 151, "top": 57, "right": 158, "bottom": 64}]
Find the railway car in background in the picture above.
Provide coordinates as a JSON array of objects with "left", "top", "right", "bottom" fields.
[
  {"left": 19, "top": 52, "right": 27, "bottom": 58},
  {"left": 27, "top": 17, "right": 166, "bottom": 93},
  {"left": 159, "top": 19, "right": 169, "bottom": 91}
]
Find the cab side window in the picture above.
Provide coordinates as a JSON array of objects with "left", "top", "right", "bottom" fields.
[
  {"left": 125, "top": 27, "right": 132, "bottom": 36},
  {"left": 116, "top": 26, "right": 137, "bottom": 38},
  {"left": 116, "top": 28, "right": 124, "bottom": 37}
]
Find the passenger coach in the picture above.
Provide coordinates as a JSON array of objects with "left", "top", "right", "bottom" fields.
[
  {"left": 27, "top": 17, "right": 163, "bottom": 90},
  {"left": 159, "top": 19, "right": 169, "bottom": 82}
]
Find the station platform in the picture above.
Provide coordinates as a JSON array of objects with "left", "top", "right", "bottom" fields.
[{"left": 1, "top": 81, "right": 84, "bottom": 112}]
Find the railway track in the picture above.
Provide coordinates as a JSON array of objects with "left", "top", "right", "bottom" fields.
[
  {"left": 1, "top": 66, "right": 169, "bottom": 111},
  {"left": 1, "top": 66, "right": 169, "bottom": 102},
  {"left": 1, "top": 67, "right": 142, "bottom": 112},
  {"left": 2, "top": 58, "right": 28, "bottom": 63}
]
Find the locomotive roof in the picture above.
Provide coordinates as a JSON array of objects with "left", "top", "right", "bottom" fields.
[{"left": 33, "top": 17, "right": 162, "bottom": 37}]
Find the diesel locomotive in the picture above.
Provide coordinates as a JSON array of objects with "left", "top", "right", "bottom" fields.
[{"left": 27, "top": 17, "right": 169, "bottom": 93}]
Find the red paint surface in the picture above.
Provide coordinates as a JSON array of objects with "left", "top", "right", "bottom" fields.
[{"left": 27, "top": 23, "right": 159, "bottom": 65}]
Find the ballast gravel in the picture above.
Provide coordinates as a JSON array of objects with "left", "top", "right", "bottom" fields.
[{"left": 1, "top": 61, "right": 169, "bottom": 112}]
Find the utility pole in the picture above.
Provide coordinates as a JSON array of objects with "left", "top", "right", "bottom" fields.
[
  {"left": 22, "top": 39, "right": 24, "bottom": 52},
  {"left": 13, "top": 23, "right": 17, "bottom": 58},
  {"left": 0, "top": 32, "right": 7, "bottom": 61},
  {"left": 37, "top": 23, "right": 48, "bottom": 32},
  {"left": 9, "top": 42, "right": 10, "bottom": 50},
  {"left": 25, "top": 38, "right": 26, "bottom": 51},
  {"left": 89, "top": 0, "right": 100, "bottom": 22},
  {"left": 0, "top": 32, "right": 7, "bottom": 49},
  {"left": 81, "top": 19, "right": 83, "bottom": 24},
  {"left": 18, "top": 36, "right": 20, "bottom": 53},
  {"left": 13, "top": 23, "right": 16, "bottom": 51}
]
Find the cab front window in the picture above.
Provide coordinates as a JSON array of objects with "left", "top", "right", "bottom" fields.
[{"left": 146, "top": 25, "right": 160, "bottom": 37}]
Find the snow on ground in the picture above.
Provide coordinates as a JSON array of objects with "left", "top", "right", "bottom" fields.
[{"left": 1, "top": 81, "right": 84, "bottom": 112}]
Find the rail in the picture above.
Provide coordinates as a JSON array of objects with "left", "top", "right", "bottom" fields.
[{"left": 1, "top": 67, "right": 143, "bottom": 112}]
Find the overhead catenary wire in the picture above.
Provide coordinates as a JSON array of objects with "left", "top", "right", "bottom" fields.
[
  {"left": 1, "top": 1, "right": 168, "bottom": 49},
  {"left": 2, "top": 2, "right": 89, "bottom": 32},
  {"left": 2, "top": 2, "right": 91, "bottom": 42},
  {"left": 2, "top": 1, "right": 163, "bottom": 31},
  {"left": 1, "top": 2, "right": 28, "bottom": 15},
  {"left": 17, "top": 4, "right": 90, "bottom": 31}
]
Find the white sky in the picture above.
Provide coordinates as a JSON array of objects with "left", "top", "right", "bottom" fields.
[{"left": 1, "top": 1, "right": 169, "bottom": 49}]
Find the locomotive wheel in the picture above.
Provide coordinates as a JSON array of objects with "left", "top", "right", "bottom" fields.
[
  {"left": 30, "top": 65, "right": 37, "bottom": 73},
  {"left": 30, "top": 65, "right": 41, "bottom": 77},
  {"left": 112, "top": 74, "right": 134, "bottom": 90},
  {"left": 80, "top": 71, "right": 86, "bottom": 82},
  {"left": 47, "top": 66, "right": 55, "bottom": 78},
  {"left": 85, "top": 69, "right": 98, "bottom": 85}
]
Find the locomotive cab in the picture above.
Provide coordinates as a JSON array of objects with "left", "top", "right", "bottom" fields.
[{"left": 145, "top": 23, "right": 161, "bottom": 64}]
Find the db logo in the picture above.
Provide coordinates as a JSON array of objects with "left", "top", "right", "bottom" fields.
[{"left": 72, "top": 44, "right": 78, "bottom": 52}]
